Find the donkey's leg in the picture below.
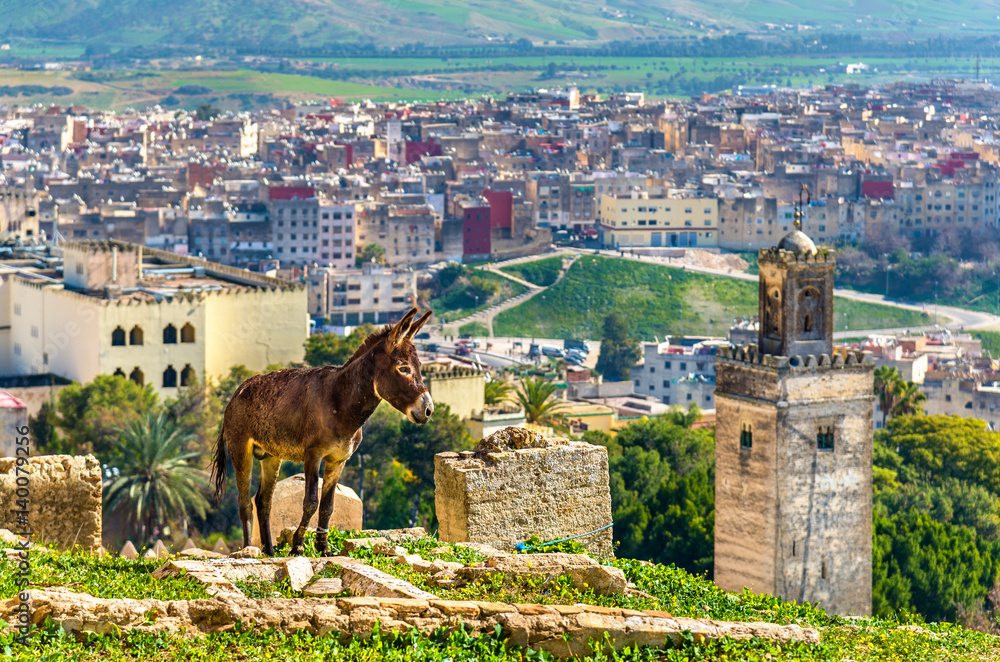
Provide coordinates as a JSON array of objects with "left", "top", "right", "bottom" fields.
[
  {"left": 254, "top": 454, "right": 282, "bottom": 556},
  {"left": 315, "top": 456, "right": 347, "bottom": 556},
  {"left": 231, "top": 435, "right": 255, "bottom": 551},
  {"left": 291, "top": 451, "right": 322, "bottom": 555}
]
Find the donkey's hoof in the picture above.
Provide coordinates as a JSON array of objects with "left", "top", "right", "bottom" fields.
[
  {"left": 320, "top": 550, "right": 338, "bottom": 558},
  {"left": 290, "top": 546, "right": 305, "bottom": 556}
]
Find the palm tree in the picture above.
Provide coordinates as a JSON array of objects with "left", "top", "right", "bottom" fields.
[
  {"left": 484, "top": 378, "right": 513, "bottom": 406},
  {"left": 874, "top": 365, "right": 902, "bottom": 427},
  {"left": 104, "top": 412, "right": 210, "bottom": 544},
  {"left": 514, "top": 377, "right": 567, "bottom": 430},
  {"left": 890, "top": 381, "right": 927, "bottom": 419}
]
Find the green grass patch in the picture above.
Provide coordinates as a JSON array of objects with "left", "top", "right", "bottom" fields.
[
  {"left": 459, "top": 321, "right": 490, "bottom": 336},
  {"left": 428, "top": 271, "right": 526, "bottom": 323},
  {"left": 493, "top": 256, "right": 933, "bottom": 340},
  {"left": 498, "top": 255, "right": 563, "bottom": 287}
]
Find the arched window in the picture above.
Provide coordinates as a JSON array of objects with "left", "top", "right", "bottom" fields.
[
  {"left": 129, "top": 325, "right": 144, "bottom": 346},
  {"left": 111, "top": 326, "right": 126, "bottom": 346},
  {"left": 797, "top": 287, "right": 823, "bottom": 340},
  {"left": 740, "top": 423, "right": 753, "bottom": 450},
  {"left": 113, "top": 368, "right": 126, "bottom": 378},
  {"left": 181, "top": 323, "right": 196, "bottom": 344},
  {"left": 162, "top": 365, "right": 177, "bottom": 388},
  {"left": 129, "top": 367, "right": 144, "bottom": 386},
  {"left": 180, "top": 364, "right": 196, "bottom": 387},
  {"left": 163, "top": 324, "right": 177, "bottom": 344},
  {"left": 803, "top": 314, "right": 813, "bottom": 333}
]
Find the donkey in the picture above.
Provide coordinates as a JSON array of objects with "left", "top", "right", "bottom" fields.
[{"left": 211, "top": 307, "right": 434, "bottom": 556}]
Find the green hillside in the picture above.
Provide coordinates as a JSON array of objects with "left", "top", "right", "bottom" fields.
[
  {"left": 1, "top": 0, "right": 995, "bottom": 50},
  {"left": 493, "top": 257, "right": 934, "bottom": 340}
]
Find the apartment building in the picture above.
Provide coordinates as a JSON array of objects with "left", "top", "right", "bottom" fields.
[
  {"left": 629, "top": 338, "right": 725, "bottom": 407},
  {"left": 599, "top": 194, "right": 718, "bottom": 248},
  {"left": 307, "top": 262, "right": 417, "bottom": 325}
]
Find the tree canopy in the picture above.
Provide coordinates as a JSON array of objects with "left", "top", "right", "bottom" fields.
[{"left": 595, "top": 311, "right": 641, "bottom": 382}]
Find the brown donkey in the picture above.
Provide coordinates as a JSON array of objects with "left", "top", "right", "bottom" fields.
[{"left": 211, "top": 307, "right": 434, "bottom": 556}]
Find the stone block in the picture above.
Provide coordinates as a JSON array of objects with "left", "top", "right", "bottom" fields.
[
  {"left": 0, "top": 455, "right": 101, "bottom": 552},
  {"left": 340, "top": 563, "right": 438, "bottom": 600},
  {"left": 435, "top": 428, "right": 614, "bottom": 558},
  {"left": 251, "top": 475, "right": 362, "bottom": 548},
  {"left": 458, "top": 553, "right": 626, "bottom": 596},
  {"left": 284, "top": 556, "right": 315, "bottom": 592},
  {"left": 303, "top": 578, "right": 344, "bottom": 597}
]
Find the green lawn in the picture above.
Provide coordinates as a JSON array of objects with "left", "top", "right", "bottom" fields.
[
  {"left": 493, "top": 257, "right": 933, "bottom": 340},
  {"left": 428, "top": 271, "right": 527, "bottom": 324},
  {"left": 498, "top": 255, "right": 563, "bottom": 287}
]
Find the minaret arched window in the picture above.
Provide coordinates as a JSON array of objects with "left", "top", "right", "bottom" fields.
[
  {"left": 740, "top": 423, "right": 753, "bottom": 450},
  {"left": 817, "top": 425, "right": 834, "bottom": 451}
]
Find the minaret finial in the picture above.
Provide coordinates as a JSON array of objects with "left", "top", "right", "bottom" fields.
[{"left": 793, "top": 184, "right": 810, "bottom": 231}]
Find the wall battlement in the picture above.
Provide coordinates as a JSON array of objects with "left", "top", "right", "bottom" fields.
[
  {"left": 758, "top": 247, "right": 836, "bottom": 266},
  {"left": 717, "top": 343, "right": 873, "bottom": 372}
]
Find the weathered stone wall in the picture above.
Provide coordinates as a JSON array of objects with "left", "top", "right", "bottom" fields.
[
  {"left": 435, "top": 427, "right": 613, "bottom": 558},
  {"left": 0, "top": 455, "right": 101, "bottom": 552},
  {"left": 4, "top": 589, "right": 820, "bottom": 658},
  {"left": 714, "top": 351, "right": 874, "bottom": 616}
]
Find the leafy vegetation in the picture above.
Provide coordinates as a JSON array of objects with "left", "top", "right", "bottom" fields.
[
  {"left": 103, "top": 412, "right": 210, "bottom": 543},
  {"left": 304, "top": 325, "right": 378, "bottom": 367},
  {"left": 498, "top": 255, "right": 563, "bottom": 287},
  {"left": 425, "top": 265, "right": 525, "bottom": 324},
  {"left": 595, "top": 311, "right": 641, "bottom": 382},
  {"left": 494, "top": 257, "right": 929, "bottom": 340},
  {"left": 514, "top": 377, "right": 567, "bottom": 430}
]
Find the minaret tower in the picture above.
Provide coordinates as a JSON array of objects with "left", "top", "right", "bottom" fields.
[{"left": 713, "top": 185, "right": 875, "bottom": 616}]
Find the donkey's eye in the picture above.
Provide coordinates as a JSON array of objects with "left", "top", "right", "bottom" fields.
[{"left": 397, "top": 364, "right": 412, "bottom": 375}]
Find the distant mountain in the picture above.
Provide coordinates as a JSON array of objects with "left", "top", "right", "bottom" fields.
[{"left": 0, "top": 0, "right": 996, "bottom": 49}]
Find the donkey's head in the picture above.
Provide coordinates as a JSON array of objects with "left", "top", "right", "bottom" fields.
[{"left": 374, "top": 308, "right": 435, "bottom": 424}]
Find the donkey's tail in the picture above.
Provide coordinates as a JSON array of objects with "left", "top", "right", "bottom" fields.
[{"left": 211, "top": 423, "right": 228, "bottom": 505}]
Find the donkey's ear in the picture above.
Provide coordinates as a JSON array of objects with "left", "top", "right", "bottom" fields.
[
  {"left": 389, "top": 307, "right": 418, "bottom": 348},
  {"left": 405, "top": 310, "right": 433, "bottom": 340}
]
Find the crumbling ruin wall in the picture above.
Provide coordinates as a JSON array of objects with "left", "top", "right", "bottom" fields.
[
  {"left": 0, "top": 455, "right": 102, "bottom": 552},
  {"left": 434, "top": 427, "right": 613, "bottom": 558}
]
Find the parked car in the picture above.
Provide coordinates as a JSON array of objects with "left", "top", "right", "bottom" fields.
[
  {"left": 459, "top": 333, "right": 473, "bottom": 339},
  {"left": 566, "top": 348, "right": 587, "bottom": 361},
  {"left": 456, "top": 346, "right": 471, "bottom": 356},
  {"left": 527, "top": 343, "right": 541, "bottom": 359},
  {"left": 424, "top": 343, "right": 439, "bottom": 353},
  {"left": 541, "top": 346, "right": 566, "bottom": 359},
  {"left": 563, "top": 338, "right": 589, "bottom": 353},
  {"left": 415, "top": 332, "right": 431, "bottom": 340},
  {"left": 565, "top": 354, "right": 586, "bottom": 366}
]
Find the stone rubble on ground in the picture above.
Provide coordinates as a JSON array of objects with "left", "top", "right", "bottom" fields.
[
  {"left": 1, "top": 588, "right": 821, "bottom": 658},
  {"left": 284, "top": 556, "right": 315, "bottom": 592},
  {"left": 339, "top": 562, "right": 438, "bottom": 600},
  {"left": 302, "top": 578, "right": 344, "bottom": 597},
  {"left": 230, "top": 546, "right": 261, "bottom": 559},
  {"left": 460, "top": 553, "right": 628, "bottom": 596}
]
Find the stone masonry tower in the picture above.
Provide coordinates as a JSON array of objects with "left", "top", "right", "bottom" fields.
[{"left": 713, "top": 190, "right": 874, "bottom": 616}]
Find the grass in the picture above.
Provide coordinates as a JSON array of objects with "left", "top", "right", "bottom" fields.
[
  {"left": 459, "top": 321, "right": 490, "bottom": 336},
  {"left": 498, "top": 255, "right": 564, "bottom": 287},
  {"left": 493, "top": 256, "right": 934, "bottom": 340},
  {"left": 427, "top": 271, "right": 526, "bottom": 324},
  {"left": 3, "top": 536, "right": 1000, "bottom": 660}
]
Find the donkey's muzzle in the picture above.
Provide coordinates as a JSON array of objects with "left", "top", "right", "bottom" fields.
[{"left": 409, "top": 391, "right": 434, "bottom": 424}]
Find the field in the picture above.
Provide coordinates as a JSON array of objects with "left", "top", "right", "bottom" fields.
[
  {"left": 493, "top": 256, "right": 933, "bottom": 340},
  {"left": 1, "top": 52, "right": 996, "bottom": 110},
  {"left": 2, "top": 535, "right": 999, "bottom": 660},
  {"left": 0, "top": 69, "right": 467, "bottom": 110}
]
